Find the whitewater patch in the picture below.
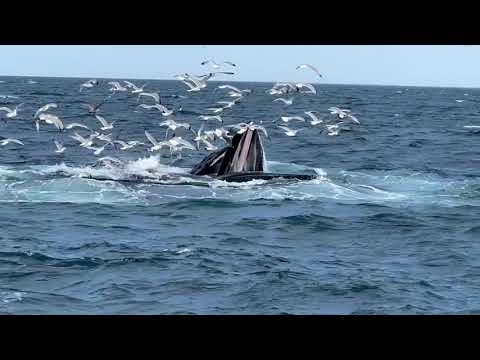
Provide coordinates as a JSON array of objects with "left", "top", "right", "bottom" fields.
[{"left": 0, "top": 158, "right": 478, "bottom": 206}]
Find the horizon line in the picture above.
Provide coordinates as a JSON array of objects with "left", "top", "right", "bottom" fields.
[{"left": 1, "top": 74, "right": 479, "bottom": 90}]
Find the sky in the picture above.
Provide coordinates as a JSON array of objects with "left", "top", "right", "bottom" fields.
[{"left": 0, "top": 45, "right": 478, "bottom": 88}]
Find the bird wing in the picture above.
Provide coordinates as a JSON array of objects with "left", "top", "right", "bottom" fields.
[
  {"left": 296, "top": 83, "right": 317, "bottom": 93},
  {"left": 278, "top": 126, "right": 291, "bottom": 132},
  {"left": 297, "top": 64, "right": 322, "bottom": 77},
  {"left": 219, "top": 84, "right": 241, "bottom": 93},
  {"left": 66, "top": 123, "right": 90, "bottom": 131},
  {"left": 123, "top": 81, "right": 137, "bottom": 89},
  {"left": 347, "top": 114, "right": 360, "bottom": 124},
  {"left": 54, "top": 140, "right": 63, "bottom": 151},
  {"left": 0, "top": 107, "right": 12, "bottom": 113},
  {"left": 6, "top": 138, "right": 24, "bottom": 145},
  {"left": 95, "top": 115, "right": 109, "bottom": 127},
  {"left": 114, "top": 140, "right": 128, "bottom": 147},
  {"left": 305, "top": 111, "right": 320, "bottom": 122},
  {"left": 145, "top": 131, "right": 158, "bottom": 146},
  {"left": 71, "top": 132, "right": 87, "bottom": 143}
]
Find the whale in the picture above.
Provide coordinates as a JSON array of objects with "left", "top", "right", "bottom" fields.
[{"left": 190, "top": 128, "right": 316, "bottom": 182}]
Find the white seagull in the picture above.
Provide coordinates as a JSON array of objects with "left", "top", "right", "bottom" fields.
[
  {"left": 145, "top": 131, "right": 171, "bottom": 152},
  {"left": 95, "top": 115, "right": 115, "bottom": 131},
  {"left": 273, "top": 97, "right": 294, "bottom": 105},
  {"left": 0, "top": 138, "right": 24, "bottom": 146},
  {"left": 66, "top": 123, "right": 91, "bottom": 131},
  {"left": 137, "top": 92, "right": 160, "bottom": 104},
  {"left": 305, "top": 111, "right": 324, "bottom": 125},
  {"left": 54, "top": 140, "right": 66, "bottom": 154},
  {"left": 80, "top": 79, "right": 98, "bottom": 92},
  {"left": 0, "top": 103, "right": 24, "bottom": 119},
  {"left": 34, "top": 103, "right": 57, "bottom": 120},
  {"left": 199, "top": 115, "right": 223, "bottom": 124},
  {"left": 280, "top": 116, "right": 306, "bottom": 123},
  {"left": 278, "top": 126, "right": 303, "bottom": 137},
  {"left": 296, "top": 64, "right": 323, "bottom": 79}
]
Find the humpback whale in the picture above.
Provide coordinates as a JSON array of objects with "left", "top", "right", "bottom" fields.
[{"left": 190, "top": 128, "right": 316, "bottom": 183}]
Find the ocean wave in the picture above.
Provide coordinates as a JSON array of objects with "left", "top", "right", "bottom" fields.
[{"left": 0, "top": 158, "right": 479, "bottom": 207}]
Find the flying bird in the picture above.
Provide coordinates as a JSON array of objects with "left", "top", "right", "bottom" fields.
[
  {"left": 296, "top": 64, "right": 323, "bottom": 79},
  {"left": 54, "top": 140, "right": 66, "bottom": 154},
  {"left": 278, "top": 126, "right": 303, "bottom": 137},
  {"left": 0, "top": 138, "right": 24, "bottom": 146},
  {"left": 95, "top": 115, "right": 115, "bottom": 131}
]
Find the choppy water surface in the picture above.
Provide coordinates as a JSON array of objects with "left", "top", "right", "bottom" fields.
[{"left": 1, "top": 77, "right": 480, "bottom": 314}]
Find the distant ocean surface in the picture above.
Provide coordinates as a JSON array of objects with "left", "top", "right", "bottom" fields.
[{"left": 1, "top": 76, "right": 480, "bottom": 314}]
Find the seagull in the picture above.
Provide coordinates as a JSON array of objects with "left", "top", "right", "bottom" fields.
[
  {"left": 304, "top": 111, "right": 324, "bottom": 125},
  {"left": 176, "top": 74, "right": 208, "bottom": 92},
  {"left": 145, "top": 131, "right": 171, "bottom": 152},
  {"left": 280, "top": 116, "right": 306, "bottom": 123},
  {"left": 0, "top": 103, "right": 23, "bottom": 119},
  {"left": 217, "top": 84, "right": 251, "bottom": 98},
  {"left": 34, "top": 103, "right": 57, "bottom": 120},
  {"left": 201, "top": 60, "right": 237, "bottom": 69},
  {"left": 328, "top": 107, "right": 360, "bottom": 124},
  {"left": 95, "top": 115, "right": 115, "bottom": 131},
  {"left": 217, "top": 100, "right": 239, "bottom": 109},
  {"left": 0, "top": 138, "right": 24, "bottom": 146},
  {"left": 54, "top": 140, "right": 66, "bottom": 154},
  {"left": 114, "top": 140, "right": 139, "bottom": 150},
  {"left": 70, "top": 132, "right": 97, "bottom": 148},
  {"left": 456, "top": 99, "right": 465, "bottom": 103},
  {"left": 38, "top": 113, "right": 65, "bottom": 131},
  {"left": 197, "top": 72, "right": 235, "bottom": 82},
  {"left": 464, "top": 125, "right": 480, "bottom": 129},
  {"left": 169, "top": 137, "right": 196, "bottom": 151},
  {"left": 278, "top": 126, "right": 303, "bottom": 137},
  {"left": 86, "top": 144, "right": 110, "bottom": 156},
  {"left": 159, "top": 119, "right": 191, "bottom": 137},
  {"left": 295, "top": 83, "right": 317, "bottom": 94},
  {"left": 80, "top": 79, "right": 98, "bottom": 92},
  {"left": 273, "top": 97, "right": 294, "bottom": 105},
  {"left": 206, "top": 107, "right": 225, "bottom": 114},
  {"left": 181, "top": 80, "right": 204, "bottom": 92},
  {"left": 324, "top": 123, "right": 344, "bottom": 136},
  {"left": 138, "top": 103, "right": 174, "bottom": 116},
  {"left": 108, "top": 81, "right": 128, "bottom": 92},
  {"left": 296, "top": 64, "right": 323, "bottom": 79},
  {"left": 137, "top": 92, "right": 160, "bottom": 104},
  {"left": 83, "top": 97, "right": 109, "bottom": 114},
  {"left": 137, "top": 103, "right": 165, "bottom": 111},
  {"left": 218, "top": 84, "right": 242, "bottom": 93},
  {"left": 96, "top": 133, "right": 115, "bottom": 145},
  {"left": 213, "top": 127, "right": 232, "bottom": 143},
  {"left": 200, "top": 137, "right": 218, "bottom": 151},
  {"left": 124, "top": 81, "right": 147, "bottom": 94},
  {"left": 328, "top": 107, "right": 350, "bottom": 118},
  {"left": 199, "top": 115, "right": 223, "bottom": 124},
  {"left": 156, "top": 104, "right": 174, "bottom": 116},
  {"left": 193, "top": 122, "right": 205, "bottom": 150},
  {"left": 66, "top": 123, "right": 91, "bottom": 131}
]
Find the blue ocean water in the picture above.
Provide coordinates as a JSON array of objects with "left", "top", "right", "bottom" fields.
[{"left": 1, "top": 76, "right": 480, "bottom": 314}]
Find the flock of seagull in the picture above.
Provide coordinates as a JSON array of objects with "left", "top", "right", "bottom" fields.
[{"left": 0, "top": 61, "right": 363, "bottom": 166}]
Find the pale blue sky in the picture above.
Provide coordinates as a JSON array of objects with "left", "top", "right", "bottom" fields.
[{"left": 0, "top": 45, "right": 478, "bottom": 87}]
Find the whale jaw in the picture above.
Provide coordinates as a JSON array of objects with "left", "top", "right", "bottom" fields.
[{"left": 190, "top": 128, "right": 266, "bottom": 177}]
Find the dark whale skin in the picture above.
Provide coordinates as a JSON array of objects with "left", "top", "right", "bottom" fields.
[{"left": 216, "top": 172, "right": 317, "bottom": 183}]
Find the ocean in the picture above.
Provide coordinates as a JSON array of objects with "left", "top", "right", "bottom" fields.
[{"left": 1, "top": 76, "right": 479, "bottom": 314}]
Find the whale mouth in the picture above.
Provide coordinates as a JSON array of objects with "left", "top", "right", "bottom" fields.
[{"left": 190, "top": 128, "right": 266, "bottom": 177}]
